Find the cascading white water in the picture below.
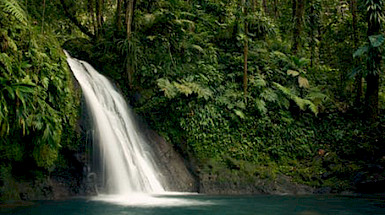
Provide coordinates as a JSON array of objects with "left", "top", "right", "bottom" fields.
[{"left": 65, "top": 51, "right": 165, "bottom": 195}]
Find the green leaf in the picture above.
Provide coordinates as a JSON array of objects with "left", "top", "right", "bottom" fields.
[
  {"left": 348, "top": 67, "right": 362, "bottom": 79},
  {"left": 353, "top": 45, "right": 369, "bottom": 58},
  {"left": 255, "top": 99, "right": 267, "bottom": 114},
  {"left": 191, "top": 44, "right": 205, "bottom": 53},
  {"left": 4, "top": 86, "right": 15, "bottom": 99},
  {"left": 287, "top": 70, "right": 299, "bottom": 77},
  {"left": 253, "top": 74, "right": 267, "bottom": 87},
  {"left": 298, "top": 58, "right": 310, "bottom": 67},
  {"left": 147, "top": 35, "right": 156, "bottom": 41},
  {"left": 369, "top": 34, "right": 385, "bottom": 47},
  {"left": 234, "top": 109, "right": 245, "bottom": 119},
  {"left": 272, "top": 51, "right": 287, "bottom": 59},
  {"left": 20, "top": 61, "right": 32, "bottom": 69},
  {"left": 298, "top": 76, "right": 310, "bottom": 88},
  {"left": 306, "top": 91, "right": 327, "bottom": 106}
]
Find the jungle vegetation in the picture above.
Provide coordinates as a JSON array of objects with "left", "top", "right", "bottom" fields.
[{"left": 1, "top": 0, "right": 385, "bottom": 199}]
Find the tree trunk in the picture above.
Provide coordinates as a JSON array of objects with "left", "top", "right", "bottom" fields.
[
  {"left": 365, "top": 0, "right": 382, "bottom": 121},
  {"left": 309, "top": 0, "right": 315, "bottom": 67},
  {"left": 116, "top": 0, "right": 122, "bottom": 31},
  {"left": 365, "top": 73, "right": 379, "bottom": 121},
  {"left": 262, "top": 0, "right": 268, "bottom": 14},
  {"left": 243, "top": 23, "right": 248, "bottom": 97},
  {"left": 292, "top": 0, "right": 305, "bottom": 54},
  {"left": 292, "top": 0, "right": 296, "bottom": 19},
  {"left": 88, "top": 0, "right": 97, "bottom": 35},
  {"left": 96, "top": 0, "right": 104, "bottom": 36},
  {"left": 125, "top": 0, "right": 135, "bottom": 89},
  {"left": 252, "top": 0, "right": 259, "bottom": 11},
  {"left": 317, "top": 16, "right": 323, "bottom": 62},
  {"left": 125, "top": 0, "right": 134, "bottom": 39},
  {"left": 242, "top": 0, "right": 248, "bottom": 97},
  {"left": 273, "top": 0, "right": 279, "bottom": 18},
  {"left": 41, "top": 0, "right": 46, "bottom": 34},
  {"left": 351, "top": 0, "right": 362, "bottom": 107},
  {"left": 95, "top": 0, "right": 100, "bottom": 36}
]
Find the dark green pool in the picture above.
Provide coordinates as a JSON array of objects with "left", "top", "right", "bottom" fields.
[{"left": 3, "top": 194, "right": 385, "bottom": 215}]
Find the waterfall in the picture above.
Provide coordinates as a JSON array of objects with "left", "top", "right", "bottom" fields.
[{"left": 65, "top": 51, "right": 165, "bottom": 195}]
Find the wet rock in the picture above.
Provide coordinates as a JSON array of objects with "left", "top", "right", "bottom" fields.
[
  {"left": 144, "top": 129, "right": 199, "bottom": 192},
  {"left": 313, "top": 187, "right": 332, "bottom": 195},
  {"left": 199, "top": 172, "right": 314, "bottom": 195}
]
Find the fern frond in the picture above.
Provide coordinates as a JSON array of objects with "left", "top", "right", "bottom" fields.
[
  {"left": 274, "top": 82, "right": 318, "bottom": 115},
  {"left": 293, "top": 96, "right": 318, "bottom": 115},
  {"left": 0, "top": 0, "right": 27, "bottom": 25},
  {"left": 293, "top": 96, "right": 306, "bottom": 110},
  {"left": 255, "top": 99, "right": 267, "bottom": 114},
  {"left": 184, "top": 81, "right": 213, "bottom": 100},
  {"left": 190, "top": 44, "right": 205, "bottom": 53},
  {"left": 306, "top": 91, "right": 327, "bottom": 106},
  {"left": 261, "top": 88, "right": 278, "bottom": 102},
  {"left": 305, "top": 100, "right": 318, "bottom": 115},
  {"left": 157, "top": 78, "right": 213, "bottom": 100},
  {"left": 174, "top": 82, "right": 193, "bottom": 96},
  {"left": 174, "top": 19, "right": 195, "bottom": 28},
  {"left": 157, "top": 78, "right": 177, "bottom": 98},
  {"left": 0, "top": 53, "right": 12, "bottom": 72},
  {"left": 255, "top": 74, "right": 267, "bottom": 87},
  {"left": 273, "top": 82, "right": 293, "bottom": 96}
]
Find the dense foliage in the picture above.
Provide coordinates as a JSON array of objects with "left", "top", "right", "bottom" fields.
[
  {"left": 1, "top": 0, "right": 385, "bottom": 199},
  {"left": 0, "top": 0, "right": 79, "bottom": 199},
  {"left": 65, "top": 0, "right": 385, "bottom": 191}
]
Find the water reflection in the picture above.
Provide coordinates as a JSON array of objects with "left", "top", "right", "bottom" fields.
[{"left": 4, "top": 195, "right": 385, "bottom": 215}]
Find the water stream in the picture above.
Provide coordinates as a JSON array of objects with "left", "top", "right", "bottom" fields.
[{"left": 65, "top": 51, "right": 165, "bottom": 195}]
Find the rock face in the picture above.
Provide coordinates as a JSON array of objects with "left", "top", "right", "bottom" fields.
[
  {"left": 140, "top": 127, "right": 199, "bottom": 192},
  {"left": 0, "top": 153, "right": 88, "bottom": 201},
  {"left": 199, "top": 172, "right": 314, "bottom": 195}
]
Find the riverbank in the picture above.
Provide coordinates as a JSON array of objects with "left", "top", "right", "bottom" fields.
[{"left": 1, "top": 140, "right": 384, "bottom": 201}]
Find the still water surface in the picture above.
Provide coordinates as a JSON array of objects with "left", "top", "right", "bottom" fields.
[{"left": 4, "top": 194, "right": 385, "bottom": 215}]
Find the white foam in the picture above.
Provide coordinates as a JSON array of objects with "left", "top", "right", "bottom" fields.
[{"left": 92, "top": 193, "right": 212, "bottom": 207}]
